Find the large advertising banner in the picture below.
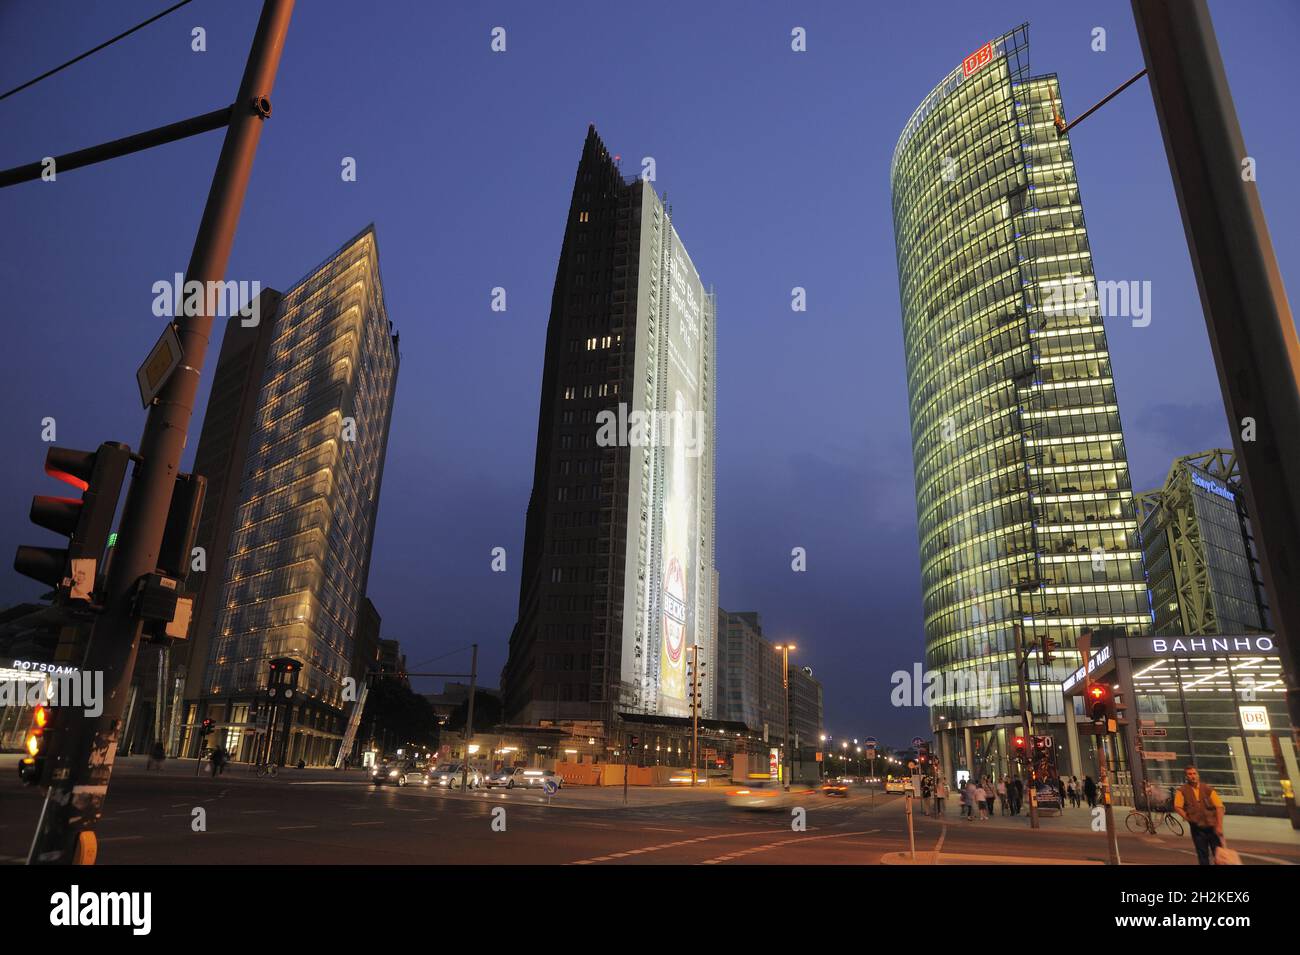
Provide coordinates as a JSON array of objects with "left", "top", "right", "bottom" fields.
[{"left": 657, "top": 227, "right": 704, "bottom": 713}]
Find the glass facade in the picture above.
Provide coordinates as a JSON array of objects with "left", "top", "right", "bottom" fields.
[
  {"left": 1130, "top": 650, "right": 1292, "bottom": 809},
  {"left": 203, "top": 227, "right": 399, "bottom": 761},
  {"left": 1138, "top": 450, "right": 1269, "bottom": 636},
  {"left": 890, "top": 26, "right": 1151, "bottom": 734}
]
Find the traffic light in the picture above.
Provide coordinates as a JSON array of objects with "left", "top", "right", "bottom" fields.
[
  {"left": 1012, "top": 735, "right": 1027, "bottom": 760},
  {"left": 18, "top": 702, "right": 54, "bottom": 785},
  {"left": 200, "top": 717, "right": 215, "bottom": 738},
  {"left": 14, "top": 443, "right": 131, "bottom": 601},
  {"left": 1087, "top": 683, "right": 1118, "bottom": 731}
]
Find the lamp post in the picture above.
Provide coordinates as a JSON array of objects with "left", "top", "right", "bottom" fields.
[
  {"left": 819, "top": 733, "right": 827, "bottom": 780},
  {"left": 773, "top": 644, "right": 796, "bottom": 790}
]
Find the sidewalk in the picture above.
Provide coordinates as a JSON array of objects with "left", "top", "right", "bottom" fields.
[{"left": 919, "top": 801, "right": 1299, "bottom": 846}]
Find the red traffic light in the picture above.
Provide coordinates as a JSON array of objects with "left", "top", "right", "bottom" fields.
[{"left": 15, "top": 443, "right": 131, "bottom": 594}]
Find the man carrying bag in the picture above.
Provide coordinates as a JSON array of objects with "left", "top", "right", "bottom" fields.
[{"left": 1174, "top": 765, "right": 1229, "bottom": 864}]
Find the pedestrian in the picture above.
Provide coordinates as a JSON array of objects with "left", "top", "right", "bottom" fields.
[
  {"left": 934, "top": 777, "right": 947, "bottom": 816},
  {"left": 147, "top": 740, "right": 166, "bottom": 771},
  {"left": 921, "top": 775, "right": 932, "bottom": 815},
  {"left": 997, "top": 776, "right": 1008, "bottom": 815},
  {"left": 1174, "top": 765, "right": 1225, "bottom": 865},
  {"left": 984, "top": 778, "right": 996, "bottom": 818},
  {"left": 1012, "top": 777, "right": 1024, "bottom": 815},
  {"left": 1066, "top": 777, "right": 1076, "bottom": 807},
  {"left": 975, "top": 780, "right": 988, "bottom": 820},
  {"left": 963, "top": 779, "right": 975, "bottom": 820},
  {"left": 1084, "top": 775, "right": 1097, "bottom": 809},
  {"left": 1056, "top": 776, "right": 1066, "bottom": 807}
]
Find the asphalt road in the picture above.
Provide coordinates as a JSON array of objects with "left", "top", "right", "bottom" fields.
[{"left": 3, "top": 769, "right": 1298, "bottom": 865}]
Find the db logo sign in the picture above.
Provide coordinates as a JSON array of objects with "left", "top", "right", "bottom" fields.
[{"left": 962, "top": 41, "right": 993, "bottom": 77}]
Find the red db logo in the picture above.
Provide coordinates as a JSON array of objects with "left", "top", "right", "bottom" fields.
[{"left": 962, "top": 41, "right": 993, "bottom": 77}]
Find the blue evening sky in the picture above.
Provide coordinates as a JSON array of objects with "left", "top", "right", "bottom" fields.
[{"left": 1, "top": 0, "right": 1296, "bottom": 746}]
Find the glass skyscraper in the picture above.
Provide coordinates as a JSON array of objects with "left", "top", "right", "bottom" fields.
[
  {"left": 196, "top": 226, "right": 400, "bottom": 766},
  {"left": 890, "top": 26, "right": 1151, "bottom": 780}
]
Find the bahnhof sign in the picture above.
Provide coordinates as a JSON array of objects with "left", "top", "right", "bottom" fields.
[{"left": 1062, "top": 633, "right": 1295, "bottom": 817}]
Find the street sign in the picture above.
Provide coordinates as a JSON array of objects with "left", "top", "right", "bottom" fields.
[
  {"left": 1144, "top": 751, "right": 1178, "bottom": 761},
  {"left": 542, "top": 777, "right": 559, "bottom": 796},
  {"left": 1138, "top": 727, "right": 1168, "bottom": 737},
  {"left": 864, "top": 736, "right": 878, "bottom": 747},
  {"left": 911, "top": 736, "right": 925, "bottom": 750},
  {"left": 136, "top": 323, "right": 184, "bottom": 408}
]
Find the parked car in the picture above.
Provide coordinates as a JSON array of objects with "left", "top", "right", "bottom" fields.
[
  {"left": 371, "top": 761, "right": 430, "bottom": 787},
  {"left": 726, "top": 779, "right": 816, "bottom": 811},
  {"left": 884, "top": 778, "right": 913, "bottom": 794},
  {"left": 508, "top": 768, "right": 562, "bottom": 790},
  {"left": 428, "top": 764, "right": 484, "bottom": 789}
]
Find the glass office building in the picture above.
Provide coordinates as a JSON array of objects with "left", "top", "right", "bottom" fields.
[
  {"left": 1137, "top": 449, "right": 1270, "bottom": 637},
  {"left": 197, "top": 227, "right": 400, "bottom": 765},
  {"left": 890, "top": 26, "right": 1151, "bottom": 781}
]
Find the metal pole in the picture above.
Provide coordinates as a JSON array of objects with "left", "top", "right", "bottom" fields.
[
  {"left": 782, "top": 646, "right": 791, "bottom": 791},
  {"left": 1132, "top": 0, "right": 1300, "bottom": 739},
  {"left": 26, "top": 0, "right": 295, "bottom": 866},
  {"left": 623, "top": 729, "right": 630, "bottom": 805},
  {"left": 0, "top": 106, "right": 233, "bottom": 188},
  {"left": 1012, "top": 620, "right": 1040, "bottom": 829},
  {"left": 461, "top": 644, "right": 477, "bottom": 792},
  {"left": 689, "top": 646, "right": 700, "bottom": 787}
]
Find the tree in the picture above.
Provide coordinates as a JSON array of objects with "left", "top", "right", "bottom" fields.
[
  {"left": 362, "top": 675, "right": 439, "bottom": 752},
  {"left": 443, "top": 690, "right": 502, "bottom": 733}
]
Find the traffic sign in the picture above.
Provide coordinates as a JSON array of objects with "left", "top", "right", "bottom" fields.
[
  {"left": 1138, "top": 727, "right": 1168, "bottom": 737},
  {"left": 911, "top": 736, "right": 925, "bottom": 750},
  {"left": 543, "top": 777, "right": 559, "bottom": 795},
  {"left": 864, "top": 736, "right": 878, "bottom": 747}
]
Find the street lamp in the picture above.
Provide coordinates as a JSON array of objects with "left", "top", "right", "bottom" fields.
[{"left": 773, "top": 643, "right": 796, "bottom": 791}]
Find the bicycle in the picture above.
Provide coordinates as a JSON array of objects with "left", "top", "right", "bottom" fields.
[
  {"left": 1125, "top": 805, "right": 1184, "bottom": 836},
  {"left": 253, "top": 762, "right": 279, "bottom": 779}
]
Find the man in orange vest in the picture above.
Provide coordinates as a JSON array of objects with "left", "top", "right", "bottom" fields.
[{"left": 1174, "top": 765, "right": 1225, "bottom": 864}]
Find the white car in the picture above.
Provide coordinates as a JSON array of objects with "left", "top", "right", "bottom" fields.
[
  {"left": 371, "top": 761, "right": 430, "bottom": 787},
  {"left": 429, "top": 764, "right": 484, "bottom": 789},
  {"left": 508, "top": 768, "right": 562, "bottom": 790}
]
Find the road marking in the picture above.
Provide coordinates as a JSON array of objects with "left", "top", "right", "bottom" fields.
[
  {"left": 115, "top": 808, "right": 146, "bottom": 814},
  {"left": 698, "top": 828, "right": 881, "bottom": 865},
  {"left": 277, "top": 825, "right": 318, "bottom": 831},
  {"left": 351, "top": 820, "right": 384, "bottom": 826},
  {"left": 934, "top": 824, "right": 947, "bottom": 853},
  {"left": 567, "top": 829, "right": 778, "bottom": 865},
  {"left": 241, "top": 809, "right": 275, "bottom": 814},
  {"left": 97, "top": 835, "right": 144, "bottom": 843},
  {"left": 642, "top": 827, "right": 683, "bottom": 832}
]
